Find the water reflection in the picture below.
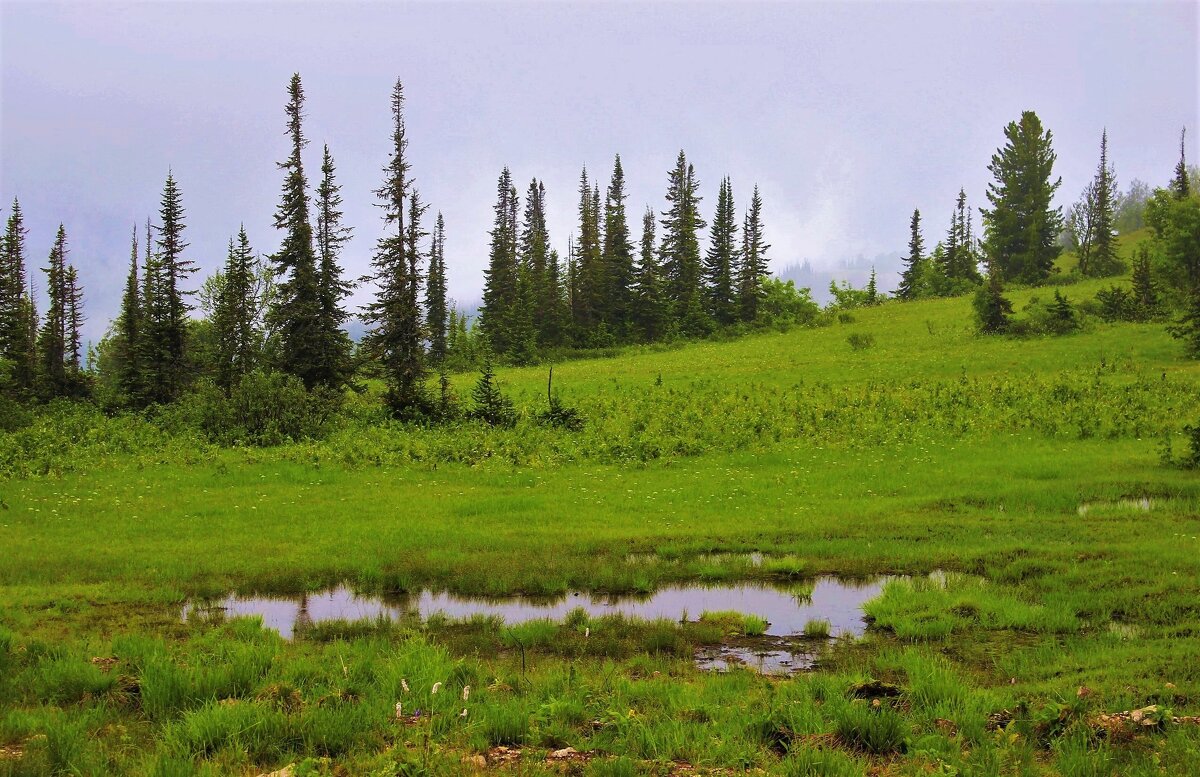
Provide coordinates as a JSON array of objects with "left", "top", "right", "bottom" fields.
[{"left": 184, "top": 577, "right": 886, "bottom": 643}]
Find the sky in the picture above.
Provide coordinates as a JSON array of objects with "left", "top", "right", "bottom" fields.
[{"left": 1, "top": 1, "right": 1196, "bottom": 343}]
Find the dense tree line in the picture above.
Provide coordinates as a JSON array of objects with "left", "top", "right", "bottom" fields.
[
  {"left": 5, "top": 91, "right": 1200, "bottom": 422},
  {"left": 479, "top": 151, "right": 772, "bottom": 361}
]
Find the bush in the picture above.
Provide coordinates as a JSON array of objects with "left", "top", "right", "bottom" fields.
[
  {"left": 162, "top": 370, "right": 339, "bottom": 446},
  {"left": 470, "top": 360, "right": 517, "bottom": 428},
  {"left": 846, "top": 333, "right": 875, "bottom": 351}
]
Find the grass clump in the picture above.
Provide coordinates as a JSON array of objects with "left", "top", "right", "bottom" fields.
[
  {"left": 832, "top": 701, "right": 909, "bottom": 755},
  {"left": 803, "top": 619, "right": 832, "bottom": 638}
]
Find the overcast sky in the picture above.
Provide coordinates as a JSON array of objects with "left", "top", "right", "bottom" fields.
[{"left": 1, "top": 1, "right": 1196, "bottom": 342}]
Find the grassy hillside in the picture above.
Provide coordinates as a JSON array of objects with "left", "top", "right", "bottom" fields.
[{"left": 2, "top": 233, "right": 1199, "bottom": 776}]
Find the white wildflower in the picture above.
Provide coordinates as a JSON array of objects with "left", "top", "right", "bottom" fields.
[
  {"left": 459, "top": 707, "right": 468, "bottom": 718},
  {"left": 431, "top": 682, "right": 442, "bottom": 695},
  {"left": 394, "top": 702, "right": 403, "bottom": 720},
  {"left": 462, "top": 685, "right": 471, "bottom": 701},
  {"left": 401, "top": 679, "right": 409, "bottom": 693}
]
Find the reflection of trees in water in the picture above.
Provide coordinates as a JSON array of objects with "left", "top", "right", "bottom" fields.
[{"left": 295, "top": 593, "right": 313, "bottom": 632}]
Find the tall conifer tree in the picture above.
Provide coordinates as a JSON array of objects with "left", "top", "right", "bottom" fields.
[
  {"left": 1, "top": 199, "right": 35, "bottom": 393},
  {"left": 146, "top": 171, "right": 195, "bottom": 400},
  {"left": 1172, "top": 127, "right": 1190, "bottom": 199},
  {"left": 1086, "top": 129, "right": 1119, "bottom": 276},
  {"left": 703, "top": 176, "right": 738, "bottom": 325},
  {"left": 37, "top": 225, "right": 69, "bottom": 397},
  {"left": 898, "top": 209, "right": 925, "bottom": 300},
  {"left": 480, "top": 167, "right": 519, "bottom": 354},
  {"left": 425, "top": 212, "right": 448, "bottom": 362},
  {"left": 602, "top": 155, "right": 634, "bottom": 334},
  {"left": 631, "top": 206, "right": 667, "bottom": 341},
  {"left": 313, "top": 143, "right": 354, "bottom": 388},
  {"left": 737, "top": 185, "right": 769, "bottom": 322},
  {"left": 364, "top": 79, "right": 428, "bottom": 415},
  {"left": 981, "top": 111, "right": 1063, "bottom": 283},
  {"left": 269, "top": 74, "right": 325, "bottom": 389},
  {"left": 115, "top": 226, "right": 141, "bottom": 401},
  {"left": 212, "top": 227, "right": 260, "bottom": 390},
  {"left": 660, "top": 150, "right": 708, "bottom": 336},
  {"left": 574, "top": 168, "right": 603, "bottom": 336}
]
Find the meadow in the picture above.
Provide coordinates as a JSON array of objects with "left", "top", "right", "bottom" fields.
[{"left": 2, "top": 238, "right": 1200, "bottom": 775}]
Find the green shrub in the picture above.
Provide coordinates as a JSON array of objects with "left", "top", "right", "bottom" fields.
[
  {"left": 161, "top": 370, "right": 339, "bottom": 446},
  {"left": 846, "top": 332, "right": 875, "bottom": 351}
]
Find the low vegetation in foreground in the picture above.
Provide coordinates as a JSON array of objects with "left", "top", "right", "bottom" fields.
[{"left": 3, "top": 235, "right": 1200, "bottom": 775}]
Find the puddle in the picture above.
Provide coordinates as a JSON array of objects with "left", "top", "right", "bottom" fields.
[
  {"left": 185, "top": 578, "right": 886, "bottom": 640},
  {"left": 695, "top": 640, "right": 822, "bottom": 675}
]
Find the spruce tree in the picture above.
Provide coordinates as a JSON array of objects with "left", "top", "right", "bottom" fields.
[
  {"left": 943, "top": 190, "right": 982, "bottom": 282},
  {"left": 37, "top": 225, "right": 69, "bottom": 397},
  {"left": 973, "top": 261, "right": 1013, "bottom": 334},
  {"left": 479, "top": 167, "right": 519, "bottom": 354},
  {"left": 1172, "top": 127, "right": 1190, "bottom": 199},
  {"left": 137, "top": 217, "right": 170, "bottom": 405},
  {"left": 703, "top": 176, "right": 739, "bottom": 325},
  {"left": 1131, "top": 243, "right": 1157, "bottom": 318},
  {"left": 313, "top": 143, "right": 355, "bottom": 389},
  {"left": 64, "top": 265, "right": 84, "bottom": 372},
  {"left": 737, "top": 185, "right": 769, "bottom": 322},
  {"left": 364, "top": 79, "right": 428, "bottom": 416},
  {"left": 602, "top": 155, "right": 634, "bottom": 335},
  {"left": 153, "top": 171, "right": 194, "bottom": 399},
  {"left": 574, "top": 167, "right": 604, "bottom": 337},
  {"left": 866, "top": 267, "right": 879, "bottom": 305},
  {"left": 115, "top": 226, "right": 141, "bottom": 401},
  {"left": 981, "top": 111, "right": 1063, "bottom": 283},
  {"left": 269, "top": 74, "right": 325, "bottom": 389},
  {"left": 425, "top": 212, "right": 448, "bottom": 362},
  {"left": 631, "top": 207, "right": 668, "bottom": 341},
  {"left": 1085, "top": 130, "right": 1120, "bottom": 276},
  {"left": 1, "top": 198, "right": 35, "bottom": 394},
  {"left": 898, "top": 208, "right": 924, "bottom": 300},
  {"left": 212, "top": 227, "right": 260, "bottom": 390},
  {"left": 660, "top": 150, "right": 708, "bottom": 336}
]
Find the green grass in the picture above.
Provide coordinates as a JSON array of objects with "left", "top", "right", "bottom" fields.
[{"left": 3, "top": 233, "right": 1200, "bottom": 774}]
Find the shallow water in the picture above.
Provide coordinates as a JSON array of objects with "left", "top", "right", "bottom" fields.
[{"left": 183, "top": 577, "right": 886, "bottom": 642}]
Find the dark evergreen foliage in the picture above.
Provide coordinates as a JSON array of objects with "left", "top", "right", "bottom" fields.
[
  {"left": 212, "top": 227, "right": 261, "bottom": 391},
  {"left": 313, "top": 144, "right": 355, "bottom": 389},
  {"left": 470, "top": 357, "right": 516, "bottom": 427},
  {"left": 268, "top": 74, "right": 327, "bottom": 390},
  {"left": 425, "top": 212, "right": 448, "bottom": 362},
  {"left": 36, "top": 225, "right": 75, "bottom": 397},
  {"left": 1130, "top": 244, "right": 1157, "bottom": 317},
  {"left": 973, "top": 263, "right": 1013, "bottom": 334},
  {"left": 631, "top": 207, "right": 668, "bottom": 341},
  {"left": 981, "top": 111, "right": 1063, "bottom": 283},
  {"left": 1, "top": 198, "right": 36, "bottom": 395},
  {"left": 479, "top": 167, "right": 520, "bottom": 354},
  {"left": 661, "top": 150, "right": 708, "bottom": 336},
  {"left": 737, "top": 185, "right": 769, "bottom": 322},
  {"left": 115, "top": 226, "right": 141, "bottom": 401},
  {"left": 898, "top": 209, "right": 924, "bottom": 300},
  {"left": 363, "top": 79, "right": 429, "bottom": 417},
  {"left": 703, "top": 176, "right": 738, "bottom": 325},
  {"left": 1172, "top": 127, "right": 1190, "bottom": 199},
  {"left": 602, "top": 155, "right": 634, "bottom": 335},
  {"left": 943, "top": 190, "right": 982, "bottom": 282}
]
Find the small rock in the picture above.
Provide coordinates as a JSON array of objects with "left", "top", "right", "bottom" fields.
[
  {"left": 548, "top": 747, "right": 579, "bottom": 760},
  {"left": 461, "top": 754, "right": 487, "bottom": 769}
]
